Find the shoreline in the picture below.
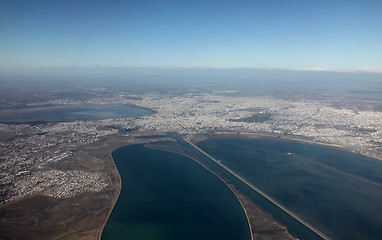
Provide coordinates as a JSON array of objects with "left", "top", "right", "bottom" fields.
[
  {"left": 97, "top": 150, "right": 122, "bottom": 240},
  {"left": 95, "top": 133, "right": 175, "bottom": 239},
  {"left": 103, "top": 141, "right": 255, "bottom": 240}
]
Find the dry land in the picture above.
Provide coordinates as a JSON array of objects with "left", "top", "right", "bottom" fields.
[
  {"left": 0, "top": 134, "right": 165, "bottom": 240},
  {"left": 232, "top": 186, "right": 296, "bottom": 240}
]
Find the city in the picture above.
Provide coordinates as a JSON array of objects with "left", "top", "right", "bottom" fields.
[{"left": 1, "top": 91, "right": 381, "bottom": 206}]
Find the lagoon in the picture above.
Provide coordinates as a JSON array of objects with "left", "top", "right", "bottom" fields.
[
  {"left": 0, "top": 104, "right": 153, "bottom": 123},
  {"left": 102, "top": 144, "right": 251, "bottom": 240}
]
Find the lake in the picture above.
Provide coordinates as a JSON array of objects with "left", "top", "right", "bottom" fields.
[
  {"left": 0, "top": 104, "right": 153, "bottom": 123},
  {"left": 197, "top": 137, "right": 382, "bottom": 240},
  {"left": 101, "top": 144, "right": 251, "bottom": 240}
]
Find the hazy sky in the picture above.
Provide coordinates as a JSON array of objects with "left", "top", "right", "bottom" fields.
[{"left": 1, "top": 0, "right": 381, "bottom": 71}]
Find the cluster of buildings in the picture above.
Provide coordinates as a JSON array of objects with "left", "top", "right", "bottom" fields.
[
  {"left": 13, "top": 170, "right": 108, "bottom": 199},
  {"left": 131, "top": 93, "right": 382, "bottom": 159},
  {"left": 0, "top": 119, "right": 133, "bottom": 204}
]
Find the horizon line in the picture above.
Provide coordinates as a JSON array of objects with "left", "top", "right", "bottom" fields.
[{"left": 1, "top": 65, "right": 382, "bottom": 74}]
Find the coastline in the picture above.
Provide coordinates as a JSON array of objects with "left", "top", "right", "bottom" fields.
[
  {"left": 94, "top": 133, "right": 176, "bottom": 239},
  {"left": 0, "top": 135, "right": 144, "bottom": 240},
  {"left": 97, "top": 150, "right": 122, "bottom": 240},
  {"left": 102, "top": 140, "right": 257, "bottom": 240}
]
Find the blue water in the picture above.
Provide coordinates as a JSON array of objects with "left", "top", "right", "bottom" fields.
[
  {"left": 197, "top": 138, "right": 382, "bottom": 240},
  {"left": 102, "top": 144, "right": 251, "bottom": 240},
  {"left": 0, "top": 104, "right": 153, "bottom": 123}
]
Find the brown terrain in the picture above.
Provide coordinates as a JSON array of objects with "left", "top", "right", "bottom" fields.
[{"left": 0, "top": 134, "right": 169, "bottom": 240}]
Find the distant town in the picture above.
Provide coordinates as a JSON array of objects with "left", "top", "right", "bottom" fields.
[{"left": 1, "top": 90, "right": 382, "bottom": 205}]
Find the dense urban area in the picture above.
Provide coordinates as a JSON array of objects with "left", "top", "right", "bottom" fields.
[{"left": 1, "top": 91, "right": 382, "bottom": 205}]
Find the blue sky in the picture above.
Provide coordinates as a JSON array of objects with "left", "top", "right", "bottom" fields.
[{"left": 1, "top": 0, "right": 381, "bottom": 71}]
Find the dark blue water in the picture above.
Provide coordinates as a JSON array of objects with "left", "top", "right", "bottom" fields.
[
  {"left": 0, "top": 104, "right": 153, "bottom": 123},
  {"left": 102, "top": 144, "right": 251, "bottom": 240},
  {"left": 197, "top": 138, "right": 382, "bottom": 240},
  {"left": 168, "top": 133, "right": 323, "bottom": 240}
]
